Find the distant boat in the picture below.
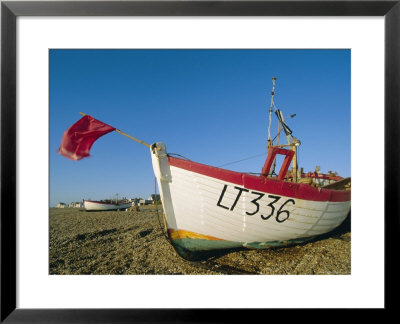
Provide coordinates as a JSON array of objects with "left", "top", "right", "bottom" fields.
[
  {"left": 150, "top": 78, "right": 351, "bottom": 258},
  {"left": 83, "top": 200, "right": 132, "bottom": 211}
]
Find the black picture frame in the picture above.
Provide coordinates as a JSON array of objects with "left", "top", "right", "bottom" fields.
[{"left": 1, "top": 0, "right": 397, "bottom": 322}]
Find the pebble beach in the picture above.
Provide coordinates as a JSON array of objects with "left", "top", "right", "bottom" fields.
[{"left": 49, "top": 205, "right": 351, "bottom": 275}]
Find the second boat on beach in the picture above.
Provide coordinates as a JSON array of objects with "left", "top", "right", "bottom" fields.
[{"left": 83, "top": 199, "right": 132, "bottom": 211}]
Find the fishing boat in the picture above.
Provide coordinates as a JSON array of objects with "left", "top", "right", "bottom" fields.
[
  {"left": 83, "top": 199, "right": 132, "bottom": 211},
  {"left": 149, "top": 78, "right": 351, "bottom": 258},
  {"left": 58, "top": 77, "right": 351, "bottom": 259}
]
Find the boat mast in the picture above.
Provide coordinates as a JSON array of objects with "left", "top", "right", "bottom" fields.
[
  {"left": 267, "top": 77, "right": 277, "bottom": 149},
  {"left": 265, "top": 77, "right": 300, "bottom": 182}
]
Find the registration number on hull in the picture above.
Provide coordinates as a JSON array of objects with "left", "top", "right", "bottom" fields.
[{"left": 216, "top": 184, "right": 295, "bottom": 223}]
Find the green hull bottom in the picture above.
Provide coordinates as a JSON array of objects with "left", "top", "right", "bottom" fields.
[{"left": 171, "top": 236, "right": 316, "bottom": 260}]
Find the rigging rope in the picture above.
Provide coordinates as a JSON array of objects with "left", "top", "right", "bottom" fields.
[
  {"left": 167, "top": 153, "right": 191, "bottom": 160},
  {"left": 168, "top": 151, "right": 267, "bottom": 170},
  {"left": 217, "top": 152, "right": 266, "bottom": 168}
]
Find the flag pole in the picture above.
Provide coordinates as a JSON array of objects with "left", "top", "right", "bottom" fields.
[{"left": 79, "top": 112, "right": 151, "bottom": 148}]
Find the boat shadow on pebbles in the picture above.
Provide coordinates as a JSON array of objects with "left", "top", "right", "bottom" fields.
[{"left": 174, "top": 213, "right": 351, "bottom": 262}]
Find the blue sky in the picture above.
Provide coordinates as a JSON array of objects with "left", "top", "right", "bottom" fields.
[{"left": 50, "top": 49, "right": 350, "bottom": 207}]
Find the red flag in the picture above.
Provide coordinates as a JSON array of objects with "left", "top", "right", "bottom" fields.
[{"left": 58, "top": 115, "right": 116, "bottom": 161}]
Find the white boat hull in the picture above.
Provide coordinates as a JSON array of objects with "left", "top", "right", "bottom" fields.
[
  {"left": 83, "top": 200, "right": 132, "bottom": 211},
  {"left": 150, "top": 143, "right": 351, "bottom": 257}
]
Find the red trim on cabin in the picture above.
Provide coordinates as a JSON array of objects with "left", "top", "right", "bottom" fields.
[
  {"left": 168, "top": 156, "right": 350, "bottom": 202},
  {"left": 261, "top": 147, "right": 294, "bottom": 180}
]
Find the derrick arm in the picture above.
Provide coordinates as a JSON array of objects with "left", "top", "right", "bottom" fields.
[{"left": 261, "top": 147, "right": 294, "bottom": 181}]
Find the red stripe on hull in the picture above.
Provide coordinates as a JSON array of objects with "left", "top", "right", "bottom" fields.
[{"left": 168, "top": 156, "right": 350, "bottom": 202}]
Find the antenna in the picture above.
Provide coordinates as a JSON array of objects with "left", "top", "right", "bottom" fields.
[{"left": 267, "top": 77, "right": 277, "bottom": 147}]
